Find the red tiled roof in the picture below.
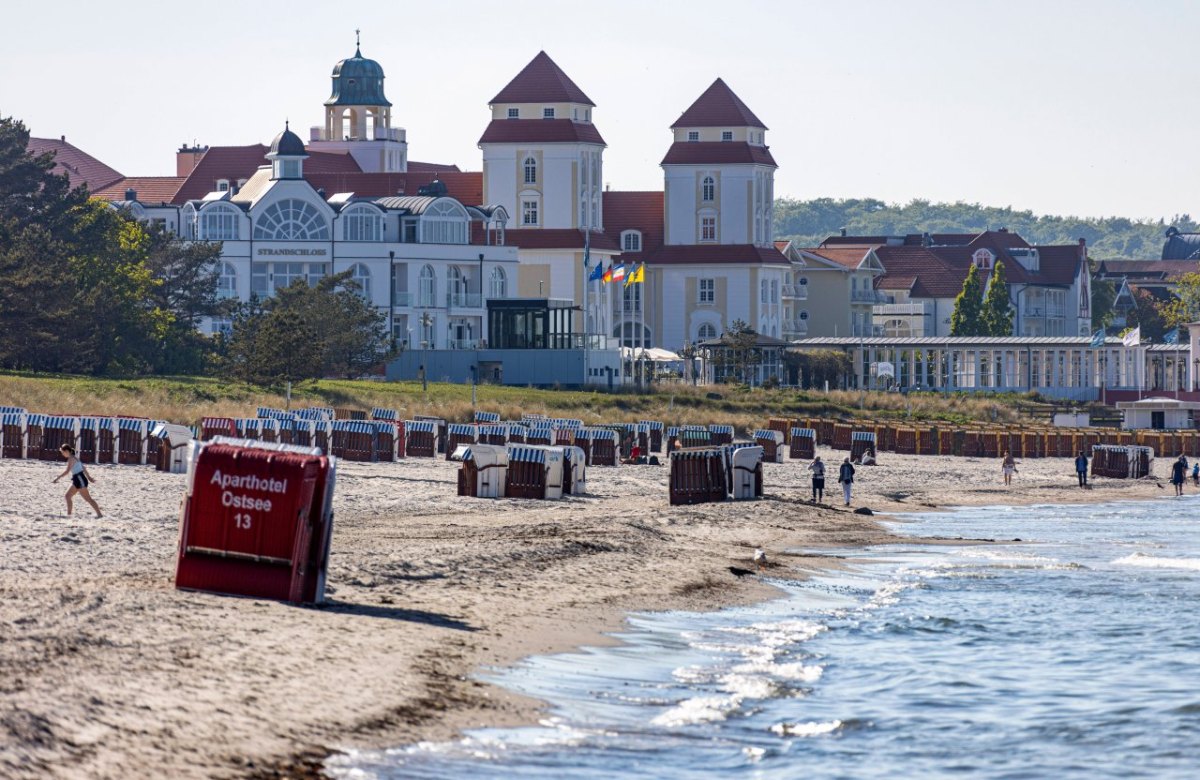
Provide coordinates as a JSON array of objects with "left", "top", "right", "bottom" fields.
[
  {"left": 490, "top": 51, "right": 595, "bottom": 106},
  {"left": 645, "top": 244, "right": 789, "bottom": 266},
  {"left": 1095, "top": 259, "right": 1198, "bottom": 281},
  {"left": 802, "top": 247, "right": 872, "bottom": 270},
  {"left": 92, "top": 176, "right": 186, "bottom": 204},
  {"left": 873, "top": 239, "right": 1083, "bottom": 298},
  {"left": 172, "top": 145, "right": 270, "bottom": 203},
  {"left": 478, "top": 119, "right": 605, "bottom": 146},
  {"left": 408, "top": 161, "right": 462, "bottom": 173},
  {"left": 27, "top": 136, "right": 123, "bottom": 193},
  {"left": 671, "top": 78, "right": 767, "bottom": 130},
  {"left": 603, "top": 191, "right": 664, "bottom": 260},
  {"left": 171, "top": 144, "right": 362, "bottom": 204},
  {"left": 503, "top": 229, "right": 620, "bottom": 251},
  {"left": 305, "top": 151, "right": 363, "bottom": 173},
  {"left": 661, "top": 142, "right": 776, "bottom": 167},
  {"left": 303, "top": 170, "right": 485, "bottom": 204}
]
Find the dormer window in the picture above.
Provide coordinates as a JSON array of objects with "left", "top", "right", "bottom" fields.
[
  {"left": 543, "top": 107, "right": 555, "bottom": 119},
  {"left": 585, "top": 109, "right": 591, "bottom": 122},
  {"left": 721, "top": 131, "right": 733, "bottom": 142},
  {"left": 688, "top": 131, "right": 699, "bottom": 142},
  {"left": 216, "top": 179, "right": 230, "bottom": 192},
  {"left": 507, "top": 107, "right": 519, "bottom": 119},
  {"left": 973, "top": 249, "right": 994, "bottom": 270},
  {"left": 621, "top": 230, "right": 642, "bottom": 252}
]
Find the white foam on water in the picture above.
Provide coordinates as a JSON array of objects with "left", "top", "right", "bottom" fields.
[
  {"left": 1113, "top": 552, "right": 1200, "bottom": 571},
  {"left": 770, "top": 719, "right": 843, "bottom": 737},
  {"left": 744, "top": 746, "right": 766, "bottom": 762},
  {"left": 719, "top": 673, "right": 779, "bottom": 700},
  {"left": 730, "top": 657, "right": 823, "bottom": 683},
  {"left": 651, "top": 694, "right": 742, "bottom": 726}
]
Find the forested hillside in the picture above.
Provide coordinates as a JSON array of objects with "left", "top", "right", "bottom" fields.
[{"left": 774, "top": 198, "right": 1200, "bottom": 259}]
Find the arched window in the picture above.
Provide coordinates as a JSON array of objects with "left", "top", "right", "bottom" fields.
[
  {"left": 421, "top": 200, "right": 469, "bottom": 244},
  {"left": 622, "top": 230, "right": 642, "bottom": 252},
  {"left": 612, "top": 322, "right": 651, "bottom": 349},
  {"left": 418, "top": 265, "right": 436, "bottom": 307},
  {"left": 217, "top": 262, "right": 238, "bottom": 299},
  {"left": 698, "top": 323, "right": 717, "bottom": 341},
  {"left": 348, "top": 262, "right": 371, "bottom": 300},
  {"left": 199, "top": 204, "right": 241, "bottom": 241},
  {"left": 523, "top": 156, "right": 537, "bottom": 185},
  {"left": 489, "top": 266, "right": 507, "bottom": 299},
  {"left": 253, "top": 198, "right": 330, "bottom": 240},
  {"left": 702, "top": 176, "right": 715, "bottom": 202},
  {"left": 342, "top": 205, "right": 382, "bottom": 241},
  {"left": 181, "top": 203, "right": 197, "bottom": 240}
]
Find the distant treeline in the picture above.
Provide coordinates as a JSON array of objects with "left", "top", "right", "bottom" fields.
[{"left": 774, "top": 197, "right": 1200, "bottom": 259}]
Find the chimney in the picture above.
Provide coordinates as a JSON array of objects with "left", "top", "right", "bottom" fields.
[
  {"left": 839, "top": 227, "right": 847, "bottom": 237},
  {"left": 60, "top": 135, "right": 65, "bottom": 143},
  {"left": 998, "top": 226, "right": 1008, "bottom": 233},
  {"left": 125, "top": 188, "right": 137, "bottom": 202},
  {"left": 922, "top": 231, "right": 932, "bottom": 247},
  {"left": 176, "top": 143, "right": 208, "bottom": 177},
  {"left": 1078, "top": 237, "right": 1087, "bottom": 260}
]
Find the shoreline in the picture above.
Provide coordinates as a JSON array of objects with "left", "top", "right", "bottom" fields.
[{"left": 0, "top": 449, "right": 1170, "bottom": 779}]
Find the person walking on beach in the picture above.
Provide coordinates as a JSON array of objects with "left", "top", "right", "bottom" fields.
[
  {"left": 809, "top": 455, "right": 826, "bottom": 503},
  {"left": 1171, "top": 455, "right": 1187, "bottom": 497},
  {"left": 1002, "top": 451, "right": 1017, "bottom": 487},
  {"left": 52, "top": 444, "right": 102, "bottom": 518},
  {"left": 1075, "top": 451, "right": 1089, "bottom": 488},
  {"left": 1192, "top": 461, "right": 1198, "bottom": 487},
  {"left": 838, "top": 457, "right": 856, "bottom": 506}
]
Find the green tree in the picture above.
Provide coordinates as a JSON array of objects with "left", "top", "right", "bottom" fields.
[
  {"left": 223, "top": 271, "right": 394, "bottom": 388},
  {"left": 950, "top": 264, "right": 984, "bottom": 336},
  {"left": 773, "top": 196, "right": 1199, "bottom": 260},
  {"left": 1090, "top": 276, "right": 1117, "bottom": 332},
  {"left": 1158, "top": 271, "right": 1200, "bottom": 330},
  {"left": 981, "top": 260, "right": 1014, "bottom": 336},
  {"left": 1125, "top": 288, "right": 1168, "bottom": 342},
  {"left": 721, "top": 319, "right": 760, "bottom": 385}
]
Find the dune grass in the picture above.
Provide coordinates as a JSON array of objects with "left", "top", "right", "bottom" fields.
[{"left": 0, "top": 372, "right": 1046, "bottom": 433}]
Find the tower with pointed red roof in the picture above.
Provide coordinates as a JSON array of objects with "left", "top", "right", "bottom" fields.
[
  {"left": 662, "top": 78, "right": 777, "bottom": 248},
  {"left": 480, "top": 51, "right": 606, "bottom": 233},
  {"left": 479, "top": 51, "right": 620, "bottom": 342}
]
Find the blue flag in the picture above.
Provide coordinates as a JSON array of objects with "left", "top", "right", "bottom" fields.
[
  {"left": 588, "top": 261, "right": 604, "bottom": 282},
  {"left": 1090, "top": 329, "right": 1105, "bottom": 349},
  {"left": 1163, "top": 328, "right": 1179, "bottom": 345}
]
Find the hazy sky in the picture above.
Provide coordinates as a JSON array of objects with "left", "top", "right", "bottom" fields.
[{"left": 3, "top": 0, "right": 1195, "bottom": 219}]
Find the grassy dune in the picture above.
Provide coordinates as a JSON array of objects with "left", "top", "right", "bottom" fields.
[{"left": 0, "top": 372, "right": 1041, "bottom": 432}]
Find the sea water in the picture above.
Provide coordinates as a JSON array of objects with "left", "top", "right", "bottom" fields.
[{"left": 330, "top": 498, "right": 1200, "bottom": 779}]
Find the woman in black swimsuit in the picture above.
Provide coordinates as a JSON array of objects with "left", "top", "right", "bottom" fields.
[{"left": 53, "top": 444, "right": 103, "bottom": 517}]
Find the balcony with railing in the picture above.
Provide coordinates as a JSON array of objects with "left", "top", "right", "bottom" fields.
[
  {"left": 782, "top": 283, "right": 808, "bottom": 300},
  {"left": 782, "top": 319, "right": 809, "bottom": 339},
  {"left": 446, "top": 291, "right": 483, "bottom": 308},
  {"left": 393, "top": 291, "right": 414, "bottom": 307},
  {"left": 447, "top": 339, "right": 480, "bottom": 350},
  {"left": 851, "top": 289, "right": 888, "bottom": 304}
]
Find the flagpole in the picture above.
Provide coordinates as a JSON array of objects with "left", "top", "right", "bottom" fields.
[{"left": 583, "top": 228, "right": 590, "bottom": 387}]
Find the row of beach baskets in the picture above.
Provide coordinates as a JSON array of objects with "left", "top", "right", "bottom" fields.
[{"left": 764, "top": 416, "right": 1200, "bottom": 461}]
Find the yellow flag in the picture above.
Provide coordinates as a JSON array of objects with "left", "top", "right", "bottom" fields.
[{"left": 624, "top": 263, "right": 644, "bottom": 287}]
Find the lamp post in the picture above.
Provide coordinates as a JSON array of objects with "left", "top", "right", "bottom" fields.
[
  {"left": 469, "top": 364, "right": 477, "bottom": 407},
  {"left": 419, "top": 311, "right": 432, "bottom": 392}
]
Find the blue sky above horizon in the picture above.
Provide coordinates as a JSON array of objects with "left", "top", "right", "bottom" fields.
[{"left": 2, "top": 0, "right": 1195, "bottom": 220}]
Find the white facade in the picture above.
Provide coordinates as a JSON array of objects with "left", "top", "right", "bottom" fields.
[{"left": 663, "top": 164, "right": 774, "bottom": 247}]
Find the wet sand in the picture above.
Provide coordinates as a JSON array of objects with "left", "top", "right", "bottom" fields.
[{"left": 0, "top": 448, "right": 1165, "bottom": 778}]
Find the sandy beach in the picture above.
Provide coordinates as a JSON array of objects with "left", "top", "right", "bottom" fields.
[{"left": 0, "top": 447, "right": 1167, "bottom": 779}]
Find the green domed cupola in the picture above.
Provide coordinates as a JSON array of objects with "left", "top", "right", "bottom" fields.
[{"left": 325, "top": 33, "right": 391, "bottom": 108}]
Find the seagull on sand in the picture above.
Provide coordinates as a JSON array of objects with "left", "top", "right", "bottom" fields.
[{"left": 753, "top": 548, "right": 767, "bottom": 571}]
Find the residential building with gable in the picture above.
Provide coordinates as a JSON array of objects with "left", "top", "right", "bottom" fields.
[{"left": 808, "top": 230, "right": 1091, "bottom": 338}]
